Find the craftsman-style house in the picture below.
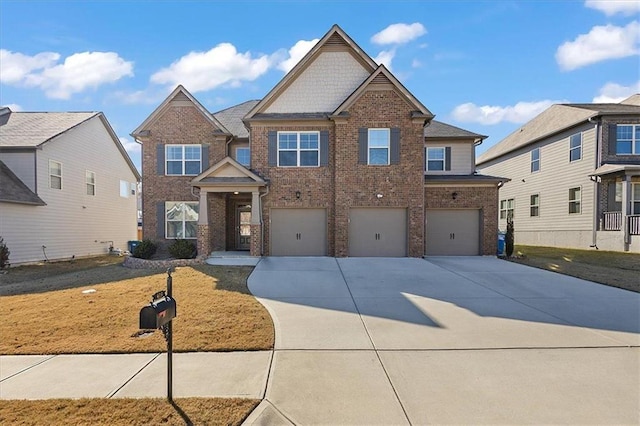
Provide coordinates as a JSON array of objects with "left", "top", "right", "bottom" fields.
[{"left": 133, "top": 25, "right": 504, "bottom": 257}]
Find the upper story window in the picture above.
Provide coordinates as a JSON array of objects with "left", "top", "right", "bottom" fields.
[
  {"left": 86, "top": 171, "right": 96, "bottom": 196},
  {"left": 49, "top": 160, "right": 62, "bottom": 190},
  {"left": 278, "top": 131, "right": 319, "bottom": 167},
  {"left": 500, "top": 198, "right": 514, "bottom": 220},
  {"left": 368, "top": 128, "right": 390, "bottom": 165},
  {"left": 166, "top": 145, "right": 201, "bottom": 175},
  {"left": 569, "top": 187, "right": 581, "bottom": 214},
  {"left": 426, "top": 147, "right": 445, "bottom": 171},
  {"left": 166, "top": 201, "right": 199, "bottom": 239},
  {"left": 616, "top": 124, "right": 640, "bottom": 155},
  {"left": 530, "top": 148, "right": 540, "bottom": 173},
  {"left": 530, "top": 194, "right": 540, "bottom": 217},
  {"left": 569, "top": 133, "right": 582, "bottom": 162},
  {"left": 236, "top": 147, "right": 250, "bottom": 167}
]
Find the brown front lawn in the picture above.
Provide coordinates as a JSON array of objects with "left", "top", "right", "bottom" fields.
[
  {"left": 0, "top": 397, "right": 259, "bottom": 425},
  {"left": 0, "top": 262, "right": 274, "bottom": 354},
  {"left": 509, "top": 245, "right": 640, "bottom": 293}
]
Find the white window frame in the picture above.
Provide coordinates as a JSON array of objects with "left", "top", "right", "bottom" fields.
[
  {"left": 425, "top": 147, "right": 445, "bottom": 171},
  {"left": 569, "top": 133, "right": 582, "bottom": 162},
  {"left": 49, "top": 160, "right": 62, "bottom": 190},
  {"left": 86, "top": 170, "right": 96, "bottom": 196},
  {"left": 531, "top": 148, "right": 540, "bottom": 173},
  {"left": 165, "top": 201, "right": 199, "bottom": 239},
  {"left": 632, "top": 183, "right": 640, "bottom": 215},
  {"left": 616, "top": 124, "right": 640, "bottom": 155},
  {"left": 119, "top": 180, "right": 130, "bottom": 198},
  {"left": 569, "top": 187, "right": 581, "bottom": 214},
  {"left": 236, "top": 147, "right": 250, "bottom": 167},
  {"left": 530, "top": 194, "right": 540, "bottom": 217},
  {"left": 165, "top": 144, "right": 202, "bottom": 176},
  {"left": 277, "top": 131, "right": 320, "bottom": 167},
  {"left": 368, "top": 128, "right": 390, "bottom": 165},
  {"left": 500, "top": 198, "right": 515, "bottom": 220}
]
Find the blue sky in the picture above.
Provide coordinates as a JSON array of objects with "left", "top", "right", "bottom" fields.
[{"left": 1, "top": 0, "right": 638, "bottom": 172}]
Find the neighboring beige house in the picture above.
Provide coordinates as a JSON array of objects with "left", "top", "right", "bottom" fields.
[
  {"left": 0, "top": 107, "right": 141, "bottom": 264},
  {"left": 477, "top": 95, "right": 640, "bottom": 252},
  {"left": 134, "top": 25, "right": 505, "bottom": 258}
]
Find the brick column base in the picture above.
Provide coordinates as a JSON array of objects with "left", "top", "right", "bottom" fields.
[
  {"left": 197, "top": 224, "right": 211, "bottom": 257},
  {"left": 250, "top": 224, "right": 262, "bottom": 257}
]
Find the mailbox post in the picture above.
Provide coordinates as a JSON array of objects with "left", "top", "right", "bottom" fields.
[{"left": 139, "top": 268, "right": 176, "bottom": 401}]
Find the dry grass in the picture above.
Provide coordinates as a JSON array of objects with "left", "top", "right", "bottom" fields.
[
  {"left": 0, "top": 397, "right": 259, "bottom": 425},
  {"left": 0, "top": 264, "right": 274, "bottom": 354},
  {"left": 509, "top": 245, "right": 640, "bottom": 293}
]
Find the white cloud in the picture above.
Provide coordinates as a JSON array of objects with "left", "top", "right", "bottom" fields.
[
  {"left": 0, "top": 50, "right": 59, "bottom": 84},
  {"left": 556, "top": 21, "right": 640, "bottom": 71},
  {"left": 119, "top": 136, "right": 141, "bottom": 155},
  {"left": 371, "top": 23, "right": 426, "bottom": 45},
  {"left": 593, "top": 80, "right": 640, "bottom": 103},
  {"left": 374, "top": 49, "right": 396, "bottom": 71},
  {"left": 277, "top": 39, "right": 319, "bottom": 73},
  {"left": 585, "top": 0, "right": 640, "bottom": 16},
  {"left": 452, "top": 100, "right": 562, "bottom": 125},
  {"left": 151, "top": 43, "right": 271, "bottom": 92},
  {"left": 411, "top": 59, "right": 422, "bottom": 68},
  {"left": 1, "top": 103, "right": 22, "bottom": 111}
]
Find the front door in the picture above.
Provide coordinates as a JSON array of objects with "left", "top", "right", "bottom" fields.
[{"left": 237, "top": 206, "right": 251, "bottom": 250}]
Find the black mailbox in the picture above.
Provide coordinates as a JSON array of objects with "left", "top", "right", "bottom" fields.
[{"left": 139, "top": 296, "right": 176, "bottom": 329}]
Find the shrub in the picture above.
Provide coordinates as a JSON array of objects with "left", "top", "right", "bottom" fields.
[
  {"left": 168, "top": 239, "right": 196, "bottom": 259},
  {"left": 505, "top": 217, "right": 515, "bottom": 257},
  {"left": 132, "top": 239, "right": 157, "bottom": 259},
  {"left": 0, "top": 236, "right": 9, "bottom": 269}
]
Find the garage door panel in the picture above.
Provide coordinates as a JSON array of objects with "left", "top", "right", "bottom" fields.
[
  {"left": 271, "top": 209, "right": 327, "bottom": 256},
  {"left": 426, "top": 209, "right": 480, "bottom": 256},
  {"left": 349, "top": 208, "right": 407, "bottom": 257}
]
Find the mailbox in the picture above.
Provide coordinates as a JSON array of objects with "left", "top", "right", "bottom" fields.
[{"left": 139, "top": 296, "right": 176, "bottom": 329}]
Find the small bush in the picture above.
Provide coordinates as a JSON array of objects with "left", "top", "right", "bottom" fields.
[
  {"left": 0, "top": 236, "right": 9, "bottom": 269},
  {"left": 168, "top": 239, "right": 196, "bottom": 259},
  {"left": 505, "top": 217, "right": 515, "bottom": 257},
  {"left": 132, "top": 239, "right": 157, "bottom": 259}
]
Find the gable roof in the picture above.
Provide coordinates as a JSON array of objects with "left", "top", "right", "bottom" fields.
[
  {"left": 245, "top": 24, "right": 378, "bottom": 120},
  {"left": 0, "top": 160, "right": 46, "bottom": 205},
  {"left": 0, "top": 110, "right": 97, "bottom": 148},
  {"left": 131, "top": 85, "right": 231, "bottom": 138},
  {"left": 213, "top": 100, "right": 259, "bottom": 138},
  {"left": 191, "top": 156, "right": 266, "bottom": 188},
  {"left": 331, "top": 65, "right": 433, "bottom": 119},
  {"left": 425, "top": 120, "right": 486, "bottom": 143},
  {"left": 477, "top": 101, "right": 640, "bottom": 165}
]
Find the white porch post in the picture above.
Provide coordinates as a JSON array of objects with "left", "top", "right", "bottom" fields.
[
  {"left": 621, "top": 175, "right": 631, "bottom": 245},
  {"left": 198, "top": 189, "right": 209, "bottom": 224},
  {"left": 251, "top": 191, "right": 260, "bottom": 224}
]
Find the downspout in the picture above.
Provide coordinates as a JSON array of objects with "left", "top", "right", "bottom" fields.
[{"left": 589, "top": 117, "right": 600, "bottom": 249}]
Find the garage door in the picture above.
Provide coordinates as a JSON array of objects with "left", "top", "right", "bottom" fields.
[
  {"left": 349, "top": 208, "right": 407, "bottom": 257},
  {"left": 426, "top": 209, "right": 480, "bottom": 255},
  {"left": 270, "top": 208, "right": 327, "bottom": 256}
]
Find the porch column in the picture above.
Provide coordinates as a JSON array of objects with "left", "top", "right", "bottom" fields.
[
  {"left": 197, "top": 190, "right": 210, "bottom": 257},
  {"left": 250, "top": 191, "right": 262, "bottom": 257},
  {"left": 251, "top": 191, "right": 261, "bottom": 224},
  {"left": 198, "top": 190, "right": 209, "bottom": 225},
  {"left": 621, "top": 175, "right": 631, "bottom": 245}
]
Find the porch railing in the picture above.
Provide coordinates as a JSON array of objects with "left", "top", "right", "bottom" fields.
[
  {"left": 603, "top": 211, "right": 622, "bottom": 231},
  {"left": 628, "top": 215, "right": 640, "bottom": 236}
]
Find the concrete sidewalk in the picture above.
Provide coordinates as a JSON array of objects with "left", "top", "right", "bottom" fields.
[{"left": 0, "top": 351, "right": 271, "bottom": 400}]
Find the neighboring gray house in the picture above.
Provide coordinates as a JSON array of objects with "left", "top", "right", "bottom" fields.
[
  {"left": 477, "top": 95, "right": 640, "bottom": 252},
  {"left": 0, "top": 107, "right": 141, "bottom": 265}
]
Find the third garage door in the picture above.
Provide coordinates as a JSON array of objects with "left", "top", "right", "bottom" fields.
[
  {"left": 426, "top": 209, "right": 480, "bottom": 255},
  {"left": 349, "top": 208, "right": 407, "bottom": 257},
  {"left": 270, "top": 208, "right": 327, "bottom": 256}
]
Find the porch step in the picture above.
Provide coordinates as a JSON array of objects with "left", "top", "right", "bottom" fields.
[{"left": 205, "top": 251, "right": 261, "bottom": 266}]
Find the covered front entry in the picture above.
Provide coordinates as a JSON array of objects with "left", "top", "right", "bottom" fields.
[
  {"left": 348, "top": 208, "right": 407, "bottom": 257},
  {"left": 426, "top": 209, "right": 480, "bottom": 255},
  {"left": 270, "top": 208, "right": 327, "bottom": 256}
]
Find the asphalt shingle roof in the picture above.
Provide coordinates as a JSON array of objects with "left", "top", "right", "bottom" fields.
[
  {"left": 0, "top": 111, "right": 98, "bottom": 148},
  {"left": 425, "top": 120, "right": 486, "bottom": 139},
  {"left": 213, "top": 100, "right": 259, "bottom": 138}
]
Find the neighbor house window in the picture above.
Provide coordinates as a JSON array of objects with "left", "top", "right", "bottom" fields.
[
  {"left": 368, "top": 128, "right": 390, "bottom": 165},
  {"left": 426, "top": 147, "right": 445, "bottom": 171},
  {"left": 236, "top": 147, "right": 250, "bottom": 166},
  {"left": 569, "top": 133, "right": 582, "bottom": 162},
  {"left": 569, "top": 187, "right": 581, "bottom": 214},
  {"left": 166, "top": 202, "right": 199, "bottom": 239},
  {"left": 278, "top": 131, "right": 319, "bottom": 167},
  {"left": 530, "top": 194, "right": 540, "bottom": 217},
  {"left": 86, "top": 171, "right": 96, "bottom": 196},
  {"left": 616, "top": 125, "right": 640, "bottom": 155},
  {"left": 166, "top": 145, "right": 202, "bottom": 175},
  {"left": 632, "top": 183, "right": 640, "bottom": 215},
  {"left": 531, "top": 148, "right": 540, "bottom": 172},
  {"left": 120, "top": 180, "right": 129, "bottom": 198},
  {"left": 500, "top": 198, "right": 515, "bottom": 219},
  {"left": 49, "top": 160, "right": 62, "bottom": 189}
]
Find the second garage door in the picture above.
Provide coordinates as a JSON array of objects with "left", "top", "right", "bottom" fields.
[
  {"left": 426, "top": 209, "right": 480, "bottom": 255},
  {"left": 270, "top": 208, "right": 327, "bottom": 256},
  {"left": 349, "top": 208, "right": 407, "bottom": 257}
]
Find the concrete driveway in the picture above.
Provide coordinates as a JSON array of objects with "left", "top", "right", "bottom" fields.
[{"left": 245, "top": 256, "right": 639, "bottom": 425}]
